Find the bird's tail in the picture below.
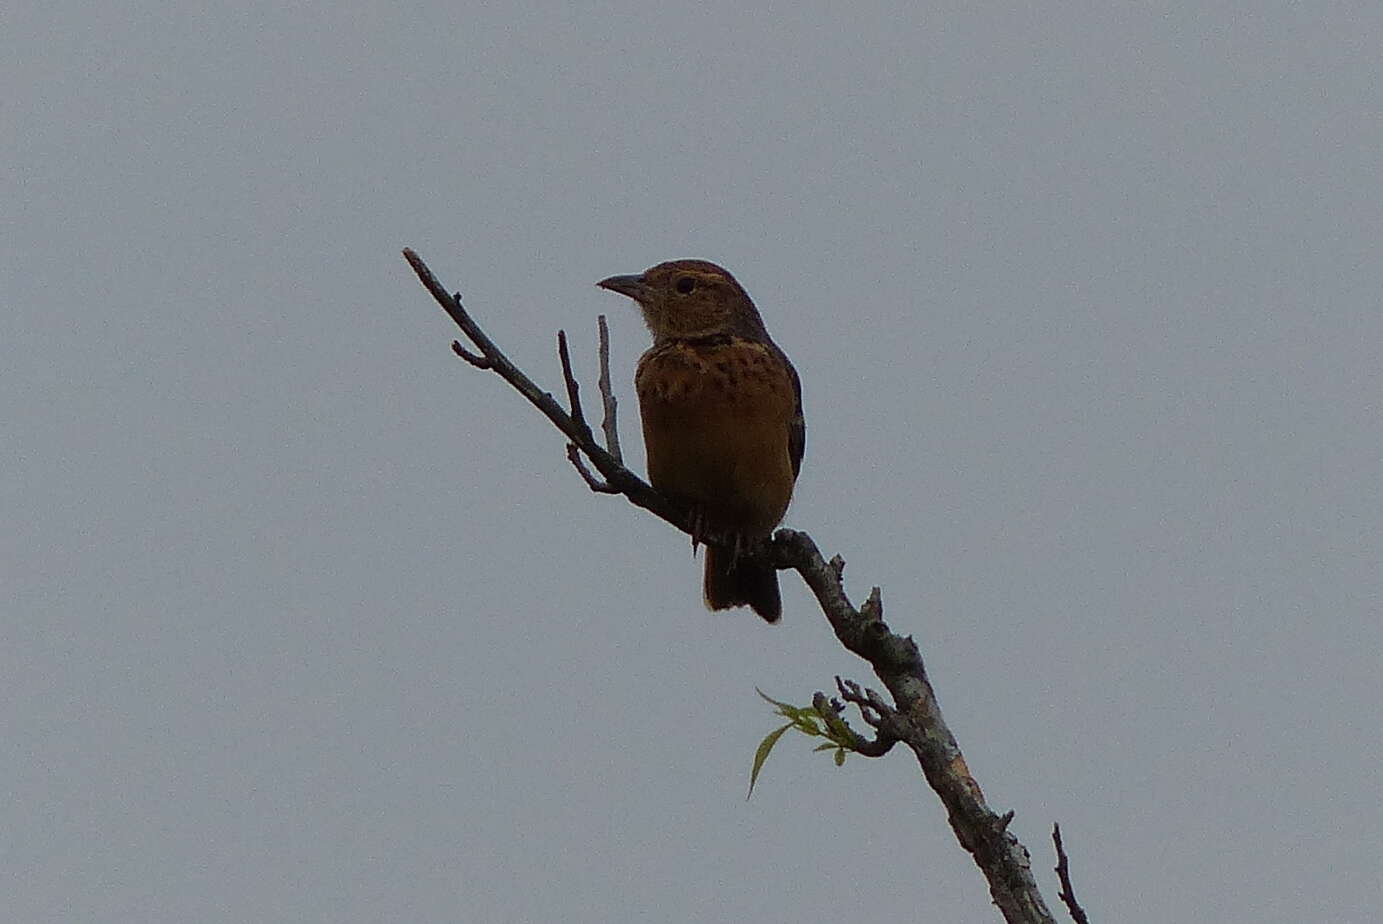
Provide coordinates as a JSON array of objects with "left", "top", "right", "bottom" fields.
[{"left": 703, "top": 545, "right": 781, "bottom": 623}]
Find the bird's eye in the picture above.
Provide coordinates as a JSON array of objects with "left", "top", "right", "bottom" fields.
[{"left": 674, "top": 277, "right": 696, "bottom": 295}]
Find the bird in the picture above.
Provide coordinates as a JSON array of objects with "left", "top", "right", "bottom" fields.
[{"left": 597, "top": 260, "right": 804, "bottom": 623}]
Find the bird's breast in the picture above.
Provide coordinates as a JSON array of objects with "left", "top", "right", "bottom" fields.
[{"left": 635, "top": 338, "right": 797, "bottom": 534}]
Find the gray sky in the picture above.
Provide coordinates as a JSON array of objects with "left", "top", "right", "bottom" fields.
[{"left": 6, "top": 3, "right": 1380, "bottom": 922}]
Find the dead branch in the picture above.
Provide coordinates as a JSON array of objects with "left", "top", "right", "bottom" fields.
[
  {"left": 1052, "top": 824, "right": 1091, "bottom": 924},
  {"left": 810, "top": 688, "right": 896, "bottom": 758},
  {"left": 404, "top": 247, "right": 1060, "bottom": 924},
  {"left": 596, "top": 315, "right": 623, "bottom": 465}
]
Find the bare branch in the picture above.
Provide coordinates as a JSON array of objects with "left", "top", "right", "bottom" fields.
[
  {"left": 1052, "top": 824, "right": 1091, "bottom": 924},
  {"left": 566, "top": 443, "right": 619, "bottom": 493},
  {"left": 597, "top": 315, "right": 623, "bottom": 464},
  {"left": 812, "top": 690, "right": 896, "bottom": 758},
  {"left": 404, "top": 248, "right": 681, "bottom": 527},
  {"left": 556, "top": 330, "right": 591, "bottom": 438},
  {"left": 835, "top": 677, "right": 893, "bottom": 731},
  {"left": 405, "top": 247, "right": 1058, "bottom": 924},
  {"left": 451, "top": 340, "right": 490, "bottom": 368}
]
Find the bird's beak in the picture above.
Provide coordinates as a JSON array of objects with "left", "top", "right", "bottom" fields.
[{"left": 596, "top": 273, "right": 650, "bottom": 302}]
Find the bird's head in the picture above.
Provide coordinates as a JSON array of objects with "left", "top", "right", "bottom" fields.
[{"left": 597, "top": 260, "right": 766, "bottom": 341}]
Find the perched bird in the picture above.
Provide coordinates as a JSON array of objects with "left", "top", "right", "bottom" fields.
[{"left": 597, "top": 261, "right": 804, "bottom": 623}]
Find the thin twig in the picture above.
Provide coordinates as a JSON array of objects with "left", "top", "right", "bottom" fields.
[
  {"left": 567, "top": 443, "right": 618, "bottom": 493},
  {"left": 556, "top": 330, "right": 591, "bottom": 438},
  {"left": 835, "top": 676, "right": 893, "bottom": 731},
  {"left": 1052, "top": 824, "right": 1091, "bottom": 924},
  {"left": 451, "top": 340, "right": 490, "bottom": 368},
  {"left": 812, "top": 689, "right": 897, "bottom": 758},
  {"left": 596, "top": 315, "right": 623, "bottom": 463},
  {"left": 403, "top": 248, "right": 677, "bottom": 523}
]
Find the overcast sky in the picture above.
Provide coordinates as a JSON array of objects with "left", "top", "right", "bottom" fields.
[{"left": 5, "top": 3, "right": 1381, "bottom": 922}]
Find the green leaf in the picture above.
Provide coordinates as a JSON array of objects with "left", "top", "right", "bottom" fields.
[
  {"left": 834, "top": 747, "right": 846, "bottom": 767},
  {"left": 748, "top": 723, "right": 793, "bottom": 799},
  {"left": 755, "top": 688, "right": 794, "bottom": 711}
]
